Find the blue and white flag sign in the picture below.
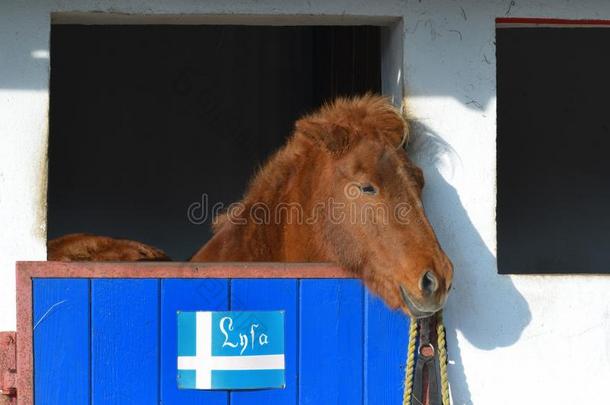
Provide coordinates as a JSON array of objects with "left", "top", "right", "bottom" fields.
[{"left": 177, "top": 310, "right": 285, "bottom": 390}]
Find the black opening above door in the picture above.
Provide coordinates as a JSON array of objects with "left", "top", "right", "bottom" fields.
[{"left": 47, "top": 25, "right": 381, "bottom": 259}]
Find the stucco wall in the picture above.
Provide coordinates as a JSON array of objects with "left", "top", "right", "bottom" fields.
[{"left": 1, "top": 1, "right": 609, "bottom": 404}]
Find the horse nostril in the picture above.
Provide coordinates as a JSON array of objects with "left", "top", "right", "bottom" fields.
[{"left": 419, "top": 271, "right": 439, "bottom": 295}]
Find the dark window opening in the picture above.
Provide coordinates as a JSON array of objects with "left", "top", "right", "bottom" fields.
[
  {"left": 497, "top": 26, "right": 610, "bottom": 274},
  {"left": 48, "top": 25, "right": 381, "bottom": 259}
]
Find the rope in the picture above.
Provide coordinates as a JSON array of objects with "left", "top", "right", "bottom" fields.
[
  {"left": 436, "top": 311, "right": 451, "bottom": 405},
  {"left": 402, "top": 317, "right": 418, "bottom": 405},
  {"left": 402, "top": 311, "right": 451, "bottom": 405}
]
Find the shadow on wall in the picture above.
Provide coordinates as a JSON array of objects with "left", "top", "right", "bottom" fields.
[{"left": 408, "top": 122, "right": 532, "bottom": 404}]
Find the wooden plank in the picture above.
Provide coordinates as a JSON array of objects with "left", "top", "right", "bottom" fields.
[
  {"left": 299, "top": 279, "right": 364, "bottom": 405},
  {"left": 33, "top": 279, "right": 90, "bottom": 405},
  {"left": 230, "top": 279, "right": 298, "bottom": 405},
  {"left": 91, "top": 279, "right": 159, "bottom": 404},
  {"left": 364, "top": 291, "right": 410, "bottom": 405},
  {"left": 17, "top": 261, "right": 354, "bottom": 279},
  {"left": 160, "top": 278, "right": 229, "bottom": 404}
]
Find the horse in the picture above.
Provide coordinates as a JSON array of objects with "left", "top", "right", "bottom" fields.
[
  {"left": 48, "top": 94, "right": 452, "bottom": 317},
  {"left": 48, "top": 233, "right": 169, "bottom": 261},
  {"left": 191, "top": 94, "right": 452, "bottom": 317}
]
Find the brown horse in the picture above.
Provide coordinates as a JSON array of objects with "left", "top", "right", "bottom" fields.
[
  {"left": 48, "top": 95, "right": 452, "bottom": 317},
  {"left": 191, "top": 95, "right": 452, "bottom": 317}
]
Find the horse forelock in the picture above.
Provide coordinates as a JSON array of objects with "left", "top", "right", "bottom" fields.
[{"left": 296, "top": 93, "right": 409, "bottom": 155}]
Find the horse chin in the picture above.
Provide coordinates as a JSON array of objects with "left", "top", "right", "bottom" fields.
[{"left": 399, "top": 285, "right": 439, "bottom": 319}]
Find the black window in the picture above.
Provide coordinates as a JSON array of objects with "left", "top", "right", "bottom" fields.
[{"left": 497, "top": 25, "right": 610, "bottom": 274}]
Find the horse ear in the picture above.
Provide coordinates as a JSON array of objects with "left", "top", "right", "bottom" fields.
[{"left": 296, "top": 117, "right": 351, "bottom": 155}]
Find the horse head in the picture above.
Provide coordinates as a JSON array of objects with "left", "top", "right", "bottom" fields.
[{"left": 295, "top": 95, "right": 453, "bottom": 317}]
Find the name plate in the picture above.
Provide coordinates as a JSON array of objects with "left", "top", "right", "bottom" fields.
[{"left": 177, "top": 310, "right": 286, "bottom": 390}]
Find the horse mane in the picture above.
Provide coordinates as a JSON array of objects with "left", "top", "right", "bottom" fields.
[
  {"left": 211, "top": 135, "right": 309, "bottom": 234},
  {"left": 211, "top": 93, "right": 408, "bottom": 235}
]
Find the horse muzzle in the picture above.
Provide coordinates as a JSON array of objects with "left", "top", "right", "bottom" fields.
[{"left": 399, "top": 284, "right": 444, "bottom": 319}]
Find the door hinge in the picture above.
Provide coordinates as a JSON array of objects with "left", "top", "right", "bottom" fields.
[{"left": 0, "top": 332, "right": 16, "bottom": 404}]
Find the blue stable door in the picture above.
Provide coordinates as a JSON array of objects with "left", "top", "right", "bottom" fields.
[{"left": 32, "top": 278, "right": 410, "bottom": 404}]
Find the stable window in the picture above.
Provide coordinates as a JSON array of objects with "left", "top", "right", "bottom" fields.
[
  {"left": 497, "top": 19, "right": 610, "bottom": 274},
  {"left": 47, "top": 21, "right": 401, "bottom": 259}
]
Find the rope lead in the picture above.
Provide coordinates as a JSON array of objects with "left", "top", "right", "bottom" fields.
[
  {"left": 403, "top": 311, "right": 451, "bottom": 405},
  {"left": 402, "top": 317, "right": 418, "bottom": 405},
  {"left": 436, "top": 312, "right": 451, "bottom": 405}
]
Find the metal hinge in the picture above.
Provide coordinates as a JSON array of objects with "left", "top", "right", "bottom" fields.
[{"left": 0, "top": 332, "right": 16, "bottom": 404}]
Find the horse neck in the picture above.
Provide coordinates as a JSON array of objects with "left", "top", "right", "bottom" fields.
[
  {"left": 242, "top": 138, "right": 332, "bottom": 261},
  {"left": 192, "top": 137, "right": 334, "bottom": 262},
  {"left": 275, "top": 146, "right": 335, "bottom": 262}
]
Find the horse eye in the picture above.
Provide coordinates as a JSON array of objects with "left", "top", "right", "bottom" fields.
[{"left": 360, "top": 184, "right": 378, "bottom": 195}]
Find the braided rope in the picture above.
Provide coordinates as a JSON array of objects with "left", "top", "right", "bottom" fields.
[
  {"left": 402, "top": 317, "right": 418, "bottom": 405},
  {"left": 402, "top": 312, "right": 451, "bottom": 405},
  {"left": 436, "top": 311, "right": 451, "bottom": 405}
]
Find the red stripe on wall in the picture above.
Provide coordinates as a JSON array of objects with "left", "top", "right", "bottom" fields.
[{"left": 496, "top": 17, "right": 610, "bottom": 28}]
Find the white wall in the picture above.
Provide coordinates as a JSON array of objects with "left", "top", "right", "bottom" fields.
[{"left": 0, "top": 1, "right": 609, "bottom": 404}]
